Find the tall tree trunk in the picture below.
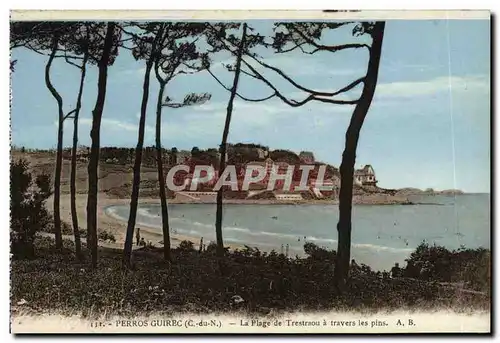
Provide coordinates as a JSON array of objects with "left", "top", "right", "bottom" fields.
[
  {"left": 44, "top": 35, "right": 63, "bottom": 250},
  {"left": 334, "top": 22, "right": 386, "bottom": 289},
  {"left": 123, "top": 36, "right": 159, "bottom": 267},
  {"left": 70, "top": 52, "right": 89, "bottom": 260},
  {"left": 155, "top": 82, "right": 171, "bottom": 262},
  {"left": 215, "top": 23, "right": 247, "bottom": 258},
  {"left": 87, "top": 22, "right": 116, "bottom": 269}
]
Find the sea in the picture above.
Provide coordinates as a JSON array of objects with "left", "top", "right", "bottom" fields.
[{"left": 105, "top": 194, "right": 490, "bottom": 271}]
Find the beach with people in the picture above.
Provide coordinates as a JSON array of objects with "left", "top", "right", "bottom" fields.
[{"left": 44, "top": 189, "right": 489, "bottom": 272}]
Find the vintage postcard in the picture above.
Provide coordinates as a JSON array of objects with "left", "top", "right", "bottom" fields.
[{"left": 9, "top": 10, "right": 491, "bottom": 334}]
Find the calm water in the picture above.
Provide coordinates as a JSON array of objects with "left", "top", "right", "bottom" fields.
[{"left": 105, "top": 194, "right": 490, "bottom": 271}]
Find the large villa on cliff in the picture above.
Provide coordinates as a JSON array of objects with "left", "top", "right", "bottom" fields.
[{"left": 354, "top": 165, "right": 378, "bottom": 186}]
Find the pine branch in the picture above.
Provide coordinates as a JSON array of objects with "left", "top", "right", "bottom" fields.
[
  {"left": 289, "top": 25, "right": 370, "bottom": 54},
  {"left": 245, "top": 51, "right": 365, "bottom": 97},
  {"left": 206, "top": 67, "right": 276, "bottom": 102},
  {"left": 162, "top": 92, "right": 212, "bottom": 108},
  {"left": 209, "top": 28, "right": 363, "bottom": 104},
  {"left": 241, "top": 57, "right": 359, "bottom": 106},
  {"left": 63, "top": 109, "right": 77, "bottom": 121}
]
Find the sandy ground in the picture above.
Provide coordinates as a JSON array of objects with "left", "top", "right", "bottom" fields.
[{"left": 45, "top": 193, "right": 203, "bottom": 250}]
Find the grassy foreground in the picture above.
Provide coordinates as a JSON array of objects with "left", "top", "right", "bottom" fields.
[{"left": 11, "top": 237, "right": 490, "bottom": 318}]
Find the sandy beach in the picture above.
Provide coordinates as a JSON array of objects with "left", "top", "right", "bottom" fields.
[{"left": 45, "top": 193, "right": 202, "bottom": 250}]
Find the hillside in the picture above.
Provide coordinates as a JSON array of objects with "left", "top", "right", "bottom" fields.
[{"left": 11, "top": 148, "right": 463, "bottom": 199}]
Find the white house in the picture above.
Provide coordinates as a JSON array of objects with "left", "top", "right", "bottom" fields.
[{"left": 354, "top": 165, "right": 377, "bottom": 186}]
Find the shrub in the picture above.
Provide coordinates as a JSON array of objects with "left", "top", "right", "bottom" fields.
[
  {"left": 203, "top": 241, "right": 230, "bottom": 256},
  {"left": 79, "top": 229, "right": 87, "bottom": 238},
  {"left": 205, "top": 241, "right": 217, "bottom": 254},
  {"left": 405, "top": 242, "right": 491, "bottom": 292},
  {"left": 98, "top": 230, "right": 116, "bottom": 243},
  {"left": 404, "top": 242, "right": 452, "bottom": 280},
  {"left": 178, "top": 240, "right": 195, "bottom": 252},
  {"left": 303, "top": 242, "right": 336, "bottom": 262},
  {"left": 10, "top": 159, "right": 52, "bottom": 258},
  {"left": 43, "top": 219, "right": 73, "bottom": 235},
  {"left": 232, "top": 246, "right": 263, "bottom": 262}
]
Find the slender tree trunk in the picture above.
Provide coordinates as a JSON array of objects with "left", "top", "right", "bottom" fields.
[
  {"left": 123, "top": 36, "right": 159, "bottom": 267},
  {"left": 171, "top": 150, "right": 177, "bottom": 165},
  {"left": 155, "top": 82, "right": 171, "bottom": 262},
  {"left": 215, "top": 24, "right": 248, "bottom": 258},
  {"left": 334, "top": 22, "right": 386, "bottom": 289},
  {"left": 70, "top": 52, "right": 88, "bottom": 260},
  {"left": 87, "top": 22, "right": 116, "bottom": 269},
  {"left": 44, "top": 35, "right": 63, "bottom": 250}
]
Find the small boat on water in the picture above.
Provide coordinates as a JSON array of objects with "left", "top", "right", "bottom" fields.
[{"left": 271, "top": 216, "right": 278, "bottom": 220}]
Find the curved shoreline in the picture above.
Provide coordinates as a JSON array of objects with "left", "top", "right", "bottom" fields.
[
  {"left": 141, "top": 194, "right": 414, "bottom": 206},
  {"left": 45, "top": 192, "right": 440, "bottom": 252},
  {"left": 47, "top": 193, "right": 256, "bottom": 251},
  {"left": 46, "top": 194, "right": 202, "bottom": 250}
]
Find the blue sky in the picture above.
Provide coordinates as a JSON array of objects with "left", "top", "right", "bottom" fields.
[{"left": 11, "top": 19, "right": 490, "bottom": 192}]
